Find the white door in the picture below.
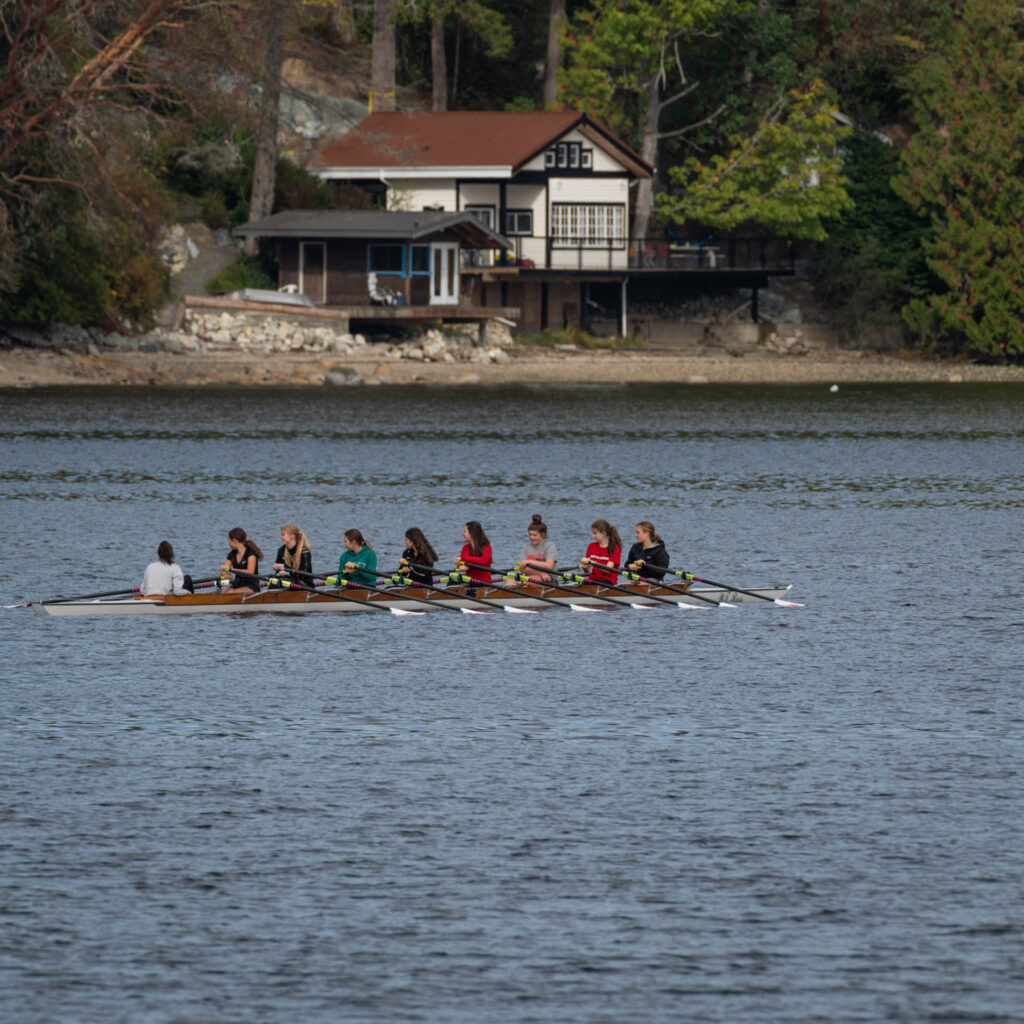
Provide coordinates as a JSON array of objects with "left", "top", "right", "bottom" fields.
[
  {"left": 299, "top": 242, "right": 326, "bottom": 304},
  {"left": 430, "top": 243, "right": 459, "bottom": 305}
]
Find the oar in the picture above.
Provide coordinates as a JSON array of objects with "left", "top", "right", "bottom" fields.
[
  {"left": 621, "top": 569, "right": 738, "bottom": 607},
  {"left": 388, "top": 568, "right": 527, "bottom": 614},
  {"left": 664, "top": 569, "right": 803, "bottom": 607},
  {"left": 443, "top": 570, "right": 586, "bottom": 612},
  {"left": 502, "top": 567, "right": 640, "bottom": 610},
  {"left": 304, "top": 572, "right": 484, "bottom": 615},
  {"left": 570, "top": 565, "right": 729, "bottom": 608},
  {"left": 2, "top": 575, "right": 225, "bottom": 610},
  {"left": 245, "top": 572, "right": 428, "bottom": 615}
]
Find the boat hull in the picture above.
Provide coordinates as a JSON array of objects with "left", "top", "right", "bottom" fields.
[{"left": 33, "top": 583, "right": 795, "bottom": 617}]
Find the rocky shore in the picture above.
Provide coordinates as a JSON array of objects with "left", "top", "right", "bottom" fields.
[
  {"left": 3, "top": 335, "right": 1023, "bottom": 388},
  {"left": 4, "top": 309, "right": 1024, "bottom": 387}
]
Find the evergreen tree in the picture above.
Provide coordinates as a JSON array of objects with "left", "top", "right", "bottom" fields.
[{"left": 893, "top": 0, "right": 1024, "bottom": 360}]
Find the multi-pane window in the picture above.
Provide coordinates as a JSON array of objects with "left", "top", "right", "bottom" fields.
[
  {"left": 544, "top": 143, "right": 593, "bottom": 170},
  {"left": 504, "top": 210, "right": 533, "bottom": 235},
  {"left": 550, "top": 204, "right": 625, "bottom": 248}
]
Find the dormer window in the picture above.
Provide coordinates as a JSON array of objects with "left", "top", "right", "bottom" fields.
[{"left": 544, "top": 142, "right": 592, "bottom": 170}]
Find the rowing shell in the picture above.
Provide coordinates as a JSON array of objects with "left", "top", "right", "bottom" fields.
[{"left": 33, "top": 581, "right": 795, "bottom": 617}]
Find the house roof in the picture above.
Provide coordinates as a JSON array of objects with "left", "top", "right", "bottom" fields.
[
  {"left": 313, "top": 111, "right": 652, "bottom": 179},
  {"left": 234, "top": 209, "right": 511, "bottom": 250}
]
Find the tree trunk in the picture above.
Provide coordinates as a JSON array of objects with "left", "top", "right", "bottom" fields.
[
  {"left": 371, "top": 0, "right": 396, "bottom": 111},
  {"left": 244, "top": 0, "right": 284, "bottom": 255},
  {"left": 542, "top": 0, "right": 565, "bottom": 109},
  {"left": 632, "top": 79, "right": 662, "bottom": 242},
  {"left": 328, "top": 0, "right": 356, "bottom": 47},
  {"left": 431, "top": 11, "right": 447, "bottom": 111}
]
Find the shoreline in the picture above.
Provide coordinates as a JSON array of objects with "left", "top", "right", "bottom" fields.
[{"left": 2, "top": 344, "right": 1023, "bottom": 388}]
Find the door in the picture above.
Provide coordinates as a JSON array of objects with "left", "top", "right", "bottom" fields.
[
  {"left": 299, "top": 242, "right": 326, "bottom": 304},
  {"left": 430, "top": 243, "right": 459, "bottom": 305}
]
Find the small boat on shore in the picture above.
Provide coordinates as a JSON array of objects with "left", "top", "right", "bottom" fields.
[{"left": 32, "top": 580, "right": 796, "bottom": 617}]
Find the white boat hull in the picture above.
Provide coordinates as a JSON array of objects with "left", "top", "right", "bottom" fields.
[{"left": 32, "top": 583, "right": 796, "bottom": 617}]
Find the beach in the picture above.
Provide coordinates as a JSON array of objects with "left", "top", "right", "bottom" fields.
[{"left": 2, "top": 344, "right": 1022, "bottom": 388}]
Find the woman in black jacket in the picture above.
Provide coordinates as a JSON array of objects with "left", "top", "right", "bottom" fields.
[{"left": 624, "top": 521, "right": 670, "bottom": 581}]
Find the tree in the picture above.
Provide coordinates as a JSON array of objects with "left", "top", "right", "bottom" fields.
[
  {"left": 245, "top": 0, "right": 286, "bottom": 255},
  {"left": 371, "top": 0, "right": 397, "bottom": 110},
  {"left": 0, "top": 0, "right": 210, "bottom": 323},
  {"left": 542, "top": 0, "right": 565, "bottom": 109},
  {"left": 893, "top": 0, "right": 1024, "bottom": 360},
  {"left": 559, "top": 0, "right": 733, "bottom": 239},
  {"left": 658, "top": 80, "right": 853, "bottom": 241}
]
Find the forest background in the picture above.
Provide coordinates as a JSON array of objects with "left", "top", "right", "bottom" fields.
[{"left": 1, "top": 0, "right": 1022, "bottom": 362}]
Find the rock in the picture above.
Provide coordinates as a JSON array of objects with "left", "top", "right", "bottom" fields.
[
  {"left": 139, "top": 340, "right": 160, "bottom": 353},
  {"left": 87, "top": 343, "right": 101, "bottom": 357}
]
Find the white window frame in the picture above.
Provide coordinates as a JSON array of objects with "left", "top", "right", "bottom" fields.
[
  {"left": 550, "top": 204, "right": 626, "bottom": 249},
  {"left": 505, "top": 210, "right": 533, "bottom": 236}
]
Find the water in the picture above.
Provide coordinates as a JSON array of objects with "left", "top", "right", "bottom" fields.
[{"left": 1, "top": 383, "right": 1023, "bottom": 1023}]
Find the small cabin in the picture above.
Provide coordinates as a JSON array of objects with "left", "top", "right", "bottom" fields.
[{"left": 235, "top": 209, "right": 511, "bottom": 307}]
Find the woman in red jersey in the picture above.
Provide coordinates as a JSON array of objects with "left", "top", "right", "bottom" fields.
[
  {"left": 581, "top": 519, "right": 622, "bottom": 584},
  {"left": 457, "top": 521, "right": 493, "bottom": 584}
]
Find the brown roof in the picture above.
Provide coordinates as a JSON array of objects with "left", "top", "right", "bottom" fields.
[{"left": 315, "top": 111, "right": 651, "bottom": 177}]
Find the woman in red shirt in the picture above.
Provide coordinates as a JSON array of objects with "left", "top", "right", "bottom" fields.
[
  {"left": 457, "top": 521, "right": 493, "bottom": 584},
  {"left": 582, "top": 519, "right": 622, "bottom": 584}
]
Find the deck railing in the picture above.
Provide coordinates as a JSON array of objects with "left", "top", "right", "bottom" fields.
[{"left": 463, "top": 237, "right": 795, "bottom": 272}]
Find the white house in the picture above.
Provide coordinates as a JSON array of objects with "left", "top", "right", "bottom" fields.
[{"left": 312, "top": 110, "right": 653, "bottom": 330}]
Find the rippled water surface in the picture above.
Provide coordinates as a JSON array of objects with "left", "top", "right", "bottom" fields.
[{"left": 2, "top": 383, "right": 1023, "bottom": 1023}]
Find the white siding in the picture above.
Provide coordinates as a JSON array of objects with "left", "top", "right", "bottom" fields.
[
  {"left": 458, "top": 184, "right": 501, "bottom": 208},
  {"left": 548, "top": 177, "right": 628, "bottom": 205},
  {"left": 387, "top": 179, "right": 457, "bottom": 211}
]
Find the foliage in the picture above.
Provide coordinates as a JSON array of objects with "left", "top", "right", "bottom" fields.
[
  {"left": 814, "top": 135, "right": 932, "bottom": 341},
  {"left": 204, "top": 255, "right": 277, "bottom": 296},
  {"left": 658, "top": 81, "right": 853, "bottom": 241},
  {"left": 558, "top": 0, "right": 730, "bottom": 151},
  {"left": 892, "top": 0, "right": 1024, "bottom": 360}
]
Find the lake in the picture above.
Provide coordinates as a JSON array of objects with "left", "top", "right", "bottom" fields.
[{"left": 1, "top": 383, "right": 1023, "bottom": 1023}]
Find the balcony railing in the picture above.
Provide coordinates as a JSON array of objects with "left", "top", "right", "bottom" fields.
[{"left": 462, "top": 237, "right": 795, "bottom": 272}]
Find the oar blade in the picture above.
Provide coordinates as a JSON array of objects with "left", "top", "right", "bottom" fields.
[
  {"left": 462, "top": 607, "right": 492, "bottom": 615},
  {"left": 390, "top": 607, "right": 425, "bottom": 616},
  {"left": 774, "top": 599, "right": 804, "bottom": 607},
  {"left": 503, "top": 606, "right": 538, "bottom": 614}
]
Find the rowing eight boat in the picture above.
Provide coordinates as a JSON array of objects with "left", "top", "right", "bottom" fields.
[{"left": 33, "top": 580, "right": 795, "bottom": 617}]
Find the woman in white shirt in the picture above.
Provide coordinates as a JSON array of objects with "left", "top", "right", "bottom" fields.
[{"left": 140, "top": 541, "right": 189, "bottom": 596}]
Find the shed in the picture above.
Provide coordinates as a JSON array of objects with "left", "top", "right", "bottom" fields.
[{"left": 235, "top": 209, "right": 512, "bottom": 307}]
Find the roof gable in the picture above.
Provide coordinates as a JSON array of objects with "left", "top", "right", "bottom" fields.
[{"left": 314, "top": 111, "right": 652, "bottom": 178}]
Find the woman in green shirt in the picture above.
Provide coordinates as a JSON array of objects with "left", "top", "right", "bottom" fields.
[{"left": 338, "top": 529, "right": 378, "bottom": 587}]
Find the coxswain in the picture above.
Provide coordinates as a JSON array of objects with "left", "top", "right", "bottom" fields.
[
  {"left": 581, "top": 519, "right": 622, "bottom": 584},
  {"left": 219, "top": 528, "right": 262, "bottom": 594},
  {"left": 624, "top": 521, "right": 670, "bottom": 581},
  {"left": 398, "top": 528, "right": 438, "bottom": 586},
  {"left": 338, "top": 529, "right": 378, "bottom": 587},
  {"left": 457, "top": 521, "right": 493, "bottom": 583},
  {"left": 140, "top": 541, "right": 190, "bottom": 597}
]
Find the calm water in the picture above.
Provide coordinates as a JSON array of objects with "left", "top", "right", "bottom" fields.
[{"left": 1, "top": 383, "right": 1023, "bottom": 1023}]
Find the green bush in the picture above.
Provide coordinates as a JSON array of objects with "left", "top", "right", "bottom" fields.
[{"left": 205, "top": 255, "right": 276, "bottom": 295}]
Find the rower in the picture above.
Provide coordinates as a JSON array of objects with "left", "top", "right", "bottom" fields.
[
  {"left": 624, "top": 521, "right": 670, "bottom": 581},
  {"left": 273, "top": 524, "right": 313, "bottom": 587},
  {"left": 398, "top": 528, "right": 437, "bottom": 586},
  {"left": 457, "top": 521, "right": 493, "bottom": 584},
  {"left": 339, "top": 529, "right": 377, "bottom": 587},
  {"left": 219, "top": 528, "right": 263, "bottom": 594},
  {"left": 517, "top": 513, "right": 557, "bottom": 582},
  {"left": 580, "top": 519, "right": 622, "bottom": 584}
]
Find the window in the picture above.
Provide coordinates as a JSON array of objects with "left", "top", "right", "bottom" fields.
[
  {"left": 367, "top": 244, "right": 404, "bottom": 274},
  {"left": 411, "top": 245, "right": 430, "bottom": 274},
  {"left": 550, "top": 204, "right": 625, "bottom": 248},
  {"left": 544, "top": 142, "right": 592, "bottom": 171},
  {"left": 505, "top": 210, "right": 533, "bottom": 236}
]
